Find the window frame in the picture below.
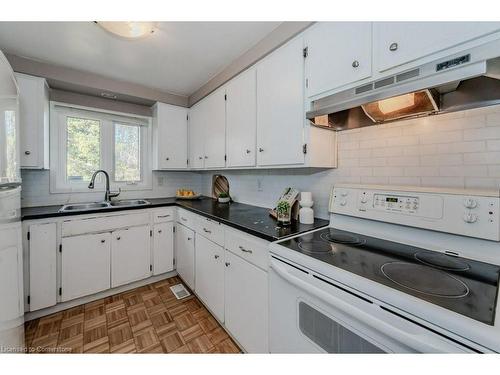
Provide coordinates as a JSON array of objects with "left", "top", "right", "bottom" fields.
[{"left": 50, "top": 102, "right": 152, "bottom": 194}]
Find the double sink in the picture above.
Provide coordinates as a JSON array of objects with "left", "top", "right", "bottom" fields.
[{"left": 59, "top": 199, "right": 151, "bottom": 213}]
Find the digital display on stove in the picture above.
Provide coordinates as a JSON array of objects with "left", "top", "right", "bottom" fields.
[{"left": 386, "top": 197, "right": 398, "bottom": 203}]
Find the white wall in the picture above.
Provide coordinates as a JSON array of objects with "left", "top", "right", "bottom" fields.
[
  {"left": 201, "top": 105, "right": 500, "bottom": 219},
  {"left": 21, "top": 170, "right": 203, "bottom": 207}
]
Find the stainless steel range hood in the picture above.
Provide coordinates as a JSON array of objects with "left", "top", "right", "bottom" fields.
[{"left": 307, "top": 53, "right": 500, "bottom": 131}]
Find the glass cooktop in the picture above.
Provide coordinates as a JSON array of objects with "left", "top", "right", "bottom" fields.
[{"left": 279, "top": 227, "right": 500, "bottom": 325}]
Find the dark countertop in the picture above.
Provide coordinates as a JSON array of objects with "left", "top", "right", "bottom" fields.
[{"left": 21, "top": 197, "right": 329, "bottom": 242}]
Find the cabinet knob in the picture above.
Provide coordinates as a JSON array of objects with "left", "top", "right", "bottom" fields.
[
  {"left": 187, "top": 237, "right": 192, "bottom": 241},
  {"left": 352, "top": 60, "right": 360, "bottom": 68},
  {"left": 203, "top": 228, "right": 212, "bottom": 234},
  {"left": 24, "top": 150, "right": 31, "bottom": 155},
  {"left": 389, "top": 42, "right": 398, "bottom": 51},
  {"left": 101, "top": 239, "right": 106, "bottom": 243},
  {"left": 246, "top": 149, "right": 251, "bottom": 154},
  {"left": 204, "top": 155, "right": 208, "bottom": 159},
  {"left": 225, "top": 262, "right": 230, "bottom": 267},
  {"left": 214, "top": 255, "right": 220, "bottom": 259},
  {"left": 116, "top": 236, "right": 121, "bottom": 240},
  {"left": 258, "top": 147, "right": 264, "bottom": 152},
  {"left": 158, "top": 230, "right": 162, "bottom": 233},
  {"left": 198, "top": 156, "right": 203, "bottom": 160},
  {"left": 165, "top": 157, "right": 170, "bottom": 161}
]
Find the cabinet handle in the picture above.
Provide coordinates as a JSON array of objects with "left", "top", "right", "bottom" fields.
[
  {"left": 352, "top": 60, "right": 360, "bottom": 68},
  {"left": 214, "top": 255, "right": 220, "bottom": 259},
  {"left": 157, "top": 214, "right": 170, "bottom": 218},
  {"left": 24, "top": 150, "right": 31, "bottom": 155},
  {"left": 187, "top": 237, "right": 192, "bottom": 241},
  {"left": 389, "top": 42, "right": 398, "bottom": 51},
  {"left": 204, "top": 156, "right": 208, "bottom": 159},
  {"left": 116, "top": 236, "right": 121, "bottom": 240},
  {"left": 225, "top": 262, "right": 230, "bottom": 267},
  {"left": 246, "top": 149, "right": 251, "bottom": 154},
  {"left": 258, "top": 147, "right": 264, "bottom": 152},
  {"left": 203, "top": 228, "right": 212, "bottom": 234},
  {"left": 239, "top": 245, "right": 253, "bottom": 254},
  {"left": 181, "top": 217, "right": 187, "bottom": 221},
  {"left": 198, "top": 156, "right": 203, "bottom": 160},
  {"left": 101, "top": 239, "right": 106, "bottom": 243},
  {"left": 158, "top": 230, "right": 162, "bottom": 233},
  {"left": 166, "top": 157, "right": 170, "bottom": 161}
]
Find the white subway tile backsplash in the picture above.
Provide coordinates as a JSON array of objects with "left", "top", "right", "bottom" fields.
[
  {"left": 463, "top": 152, "right": 500, "bottom": 165},
  {"left": 464, "top": 127, "right": 500, "bottom": 141}
]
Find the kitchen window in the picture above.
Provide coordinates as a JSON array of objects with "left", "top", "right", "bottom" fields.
[{"left": 50, "top": 102, "right": 152, "bottom": 193}]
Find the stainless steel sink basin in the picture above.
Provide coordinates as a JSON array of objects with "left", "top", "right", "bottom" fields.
[
  {"left": 59, "top": 202, "right": 111, "bottom": 212},
  {"left": 109, "top": 199, "right": 150, "bottom": 207},
  {"left": 59, "top": 199, "right": 150, "bottom": 213}
]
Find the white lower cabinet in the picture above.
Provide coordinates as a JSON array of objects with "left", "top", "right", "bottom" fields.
[
  {"left": 176, "top": 223, "right": 195, "bottom": 289},
  {"left": 224, "top": 249, "right": 269, "bottom": 353},
  {"left": 195, "top": 234, "right": 225, "bottom": 322},
  {"left": 61, "top": 232, "right": 111, "bottom": 302},
  {"left": 111, "top": 225, "right": 151, "bottom": 288},
  {"left": 28, "top": 223, "right": 57, "bottom": 311},
  {"left": 152, "top": 222, "right": 174, "bottom": 275}
]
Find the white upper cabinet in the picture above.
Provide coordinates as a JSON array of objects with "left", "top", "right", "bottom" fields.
[
  {"left": 202, "top": 88, "right": 226, "bottom": 169},
  {"left": 256, "top": 36, "right": 305, "bottom": 167},
  {"left": 188, "top": 101, "right": 205, "bottom": 169},
  {"left": 305, "top": 22, "right": 373, "bottom": 98},
  {"left": 15, "top": 73, "right": 49, "bottom": 169},
  {"left": 153, "top": 103, "right": 188, "bottom": 169},
  {"left": 226, "top": 67, "right": 257, "bottom": 167},
  {"left": 374, "top": 22, "right": 500, "bottom": 72}
]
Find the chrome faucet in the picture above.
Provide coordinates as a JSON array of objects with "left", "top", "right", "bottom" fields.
[{"left": 88, "top": 170, "right": 120, "bottom": 202}]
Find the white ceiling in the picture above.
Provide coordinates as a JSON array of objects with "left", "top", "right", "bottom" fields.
[{"left": 0, "top": 22, "right": 281, "bottom": 96}]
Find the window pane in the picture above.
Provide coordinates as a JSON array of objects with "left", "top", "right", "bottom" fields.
[
  {"left": 66, "top": 117, "right": 100, "bottom": 182},
  {"left": 114, "top": 123, "right": 141, "bottom": 182}
]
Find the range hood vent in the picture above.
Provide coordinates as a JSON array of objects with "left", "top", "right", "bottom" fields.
[{"left": 307, "top": 52, "right": 500, "bottom": 131}]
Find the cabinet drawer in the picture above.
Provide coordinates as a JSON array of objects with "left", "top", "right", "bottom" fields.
[
  {"left": 176, "top": 208, "right": 197, "bottom": 230},
  {"left": 61, "top": 212, "right": 150, "bottom": 237},
  {"left": 224, "top": 228, "right": 269, "bottom": 271},
  {"left": 152, "top": 207, "right": 175, "bottom": 223},
  {"left": 196, "top": 217, "right": 224, "bottom": 246}
]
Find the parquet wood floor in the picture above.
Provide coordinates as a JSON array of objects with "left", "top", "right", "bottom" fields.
[{"left": 24, "top": 276, "right": 241, "bottom": 354}]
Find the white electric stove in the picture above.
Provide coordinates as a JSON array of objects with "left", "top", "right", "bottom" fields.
[{"left": 269, "top": 184, "right": 500, "bottom": 353}]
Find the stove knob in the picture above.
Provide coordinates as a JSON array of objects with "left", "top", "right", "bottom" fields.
[
  {"left": 360, "top": 196, "right": 368, "bottom": 204},
  {"left": 340, "top": 200, "right": 347, "bottom": 207},
  {"left": 463, "top": 198, "right": 477, "bottom": 209},
  {"left": 341, "top": 191, "right": 348, "bottom": 197},
  {"left": 463, "top": 213, "right": 478, "bottom": 224}
]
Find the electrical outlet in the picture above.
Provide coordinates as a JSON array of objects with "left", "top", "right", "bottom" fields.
[
  {"left": 257, "top": 178, "right": 263, "bottom": 192},
  {"left": 157, "top": 176, "right": 164, "bottom": 186}
]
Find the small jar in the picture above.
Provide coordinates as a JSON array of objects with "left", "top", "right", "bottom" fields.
[{"left": 276, "top": 201, "right": 292, "bottom": 226}]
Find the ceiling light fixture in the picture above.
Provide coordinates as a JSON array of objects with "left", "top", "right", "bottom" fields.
[{"left": 96, "top": 22, "right": 157, "bottom": 40}]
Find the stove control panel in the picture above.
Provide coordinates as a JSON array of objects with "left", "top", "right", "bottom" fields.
[
  {"left": 373, "top": 194, "right": 419, "bottom": 213},
  {"left": 330, "top": 184, "right": 500, "bottom": 241}
]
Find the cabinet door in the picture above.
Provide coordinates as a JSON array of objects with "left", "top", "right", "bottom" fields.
[
  {"left": 375, "top": 22, "right": 500, "bottom": 72},
  {"left": 257, "top": 37, "right": 305, "bottom": 167},
  {"left": 225, "top": 250, "right": 268, "bottom": 353},
  {"left": 29, "top": 223, "right": 57, "bottom": 311},
  {"left": 61, "top": 232, "right": 111, "bottom": 302},
  {"left": 156, "top": 103, "right": 188, "bottom": 169},
  {"left": 153, "top": 222, "right": 174, "bottom": 275},
  {"left": 16, "top": 73, "right": 49, "bottom": 169},
  {"left": 111, "top": 225, "right": 151, "bottom": 288},
  {"left": 188, "top": 102, "right": 205, "bottom": 169},
  {"left": 305, "top": 22, "right": 372, "bottom": 97},
  {"left": 195, "top": 234, "right": 224, "bottom": 322},
  {"left": 175, "top": 224, "right": 195, "bottom": 289},
  {"left": 226, "top": 68, "right": 257, "bottom": 167},
  {"left": 203, "top": 89, "right": 226, "bottom": 169}
]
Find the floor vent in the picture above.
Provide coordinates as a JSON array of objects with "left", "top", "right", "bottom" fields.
[{"left": 170, "top": 284, "right": 191, "bottom": 300}]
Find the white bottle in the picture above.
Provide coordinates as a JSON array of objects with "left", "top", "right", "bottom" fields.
[{"left": 299, "top": 192, "right": 314, "bottom": 224}]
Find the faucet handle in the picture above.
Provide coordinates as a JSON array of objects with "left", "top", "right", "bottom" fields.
[{"left": 109, "top": 188, "right": 121, "bottom": 199}]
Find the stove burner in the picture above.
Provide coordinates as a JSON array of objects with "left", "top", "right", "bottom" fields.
[
  {"left": 381, "top": 262, "right": 469, "bottom": 298},
  {"left": 320, "top": 231, "right": 366, "bottom": 246},
  {"left": 297, "top": 240, "right": 333, "bottom": 254},
  {"left": 414, "top": 252, "right": 470, "bottom": 271}
]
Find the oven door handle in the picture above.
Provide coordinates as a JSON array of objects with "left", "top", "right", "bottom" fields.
[{"left": 270, "top": 258, "right": 467, "bottom": 353}]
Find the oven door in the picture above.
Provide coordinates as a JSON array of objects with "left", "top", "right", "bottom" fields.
[{"left": 269, "top": 254, "right": 473, "bottom": 353}]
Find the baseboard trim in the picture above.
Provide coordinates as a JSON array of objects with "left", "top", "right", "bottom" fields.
[{"left": 25, "top": 271, "right": 178, "bottom": 322}]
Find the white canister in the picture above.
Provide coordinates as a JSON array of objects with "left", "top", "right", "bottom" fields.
[{"left": 299, "top": 192, "right": 314, "bottom": 224}]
